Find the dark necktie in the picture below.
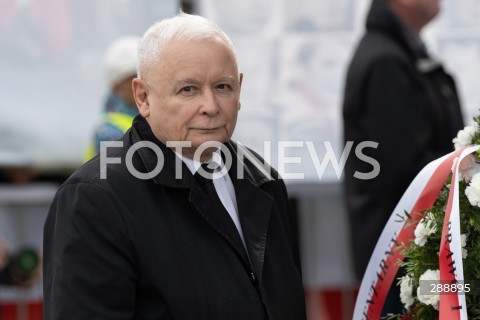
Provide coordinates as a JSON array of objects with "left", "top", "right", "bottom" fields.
[{"left": 195, "top": 162, "right": 218, "bottom": 183}]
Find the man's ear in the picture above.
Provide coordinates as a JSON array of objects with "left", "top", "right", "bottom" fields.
[
  {"left": 239, "top": 72, "right": 243, "bottom": 88},
  {"left": 132, "top": 78, "right": 150, "bottom": 117},
  {"left": 237, "top": 73, "right": 243, "bottom": 111}
]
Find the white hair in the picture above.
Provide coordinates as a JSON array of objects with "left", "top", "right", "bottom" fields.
[{"left": 137, "top": 12, "right": 238, "bottom": 78}]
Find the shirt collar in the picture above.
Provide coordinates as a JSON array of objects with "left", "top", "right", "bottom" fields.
[{"left": 174, "top": 149, "right": 227, "bottom": 179}]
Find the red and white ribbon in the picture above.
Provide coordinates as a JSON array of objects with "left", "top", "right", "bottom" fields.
[
  {"left": 437, "top": 146, "right": 479, "bottom": 320},
  {"left": 353, "top": 146, "right": 478, "bottom": 320}
]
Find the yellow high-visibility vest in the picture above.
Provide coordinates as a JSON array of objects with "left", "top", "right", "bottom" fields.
[{"left": 83, "top": 112, "right": 134, "bottom": 162}]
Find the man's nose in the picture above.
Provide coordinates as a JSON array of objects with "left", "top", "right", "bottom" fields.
[{"left": 200, "top": 89, "right": 220, "bottom": 115}]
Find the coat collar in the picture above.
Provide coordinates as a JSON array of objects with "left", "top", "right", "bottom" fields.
[{"left": 127, "top": 115, "right": 276, "bottom": 189}]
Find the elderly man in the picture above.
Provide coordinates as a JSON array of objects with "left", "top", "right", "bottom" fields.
[
  {"left": 343, "top": 0, "right": 464, "bottom": 314},
  {"left": 43, "top": 12, "right": 306, "bottom": 320}
]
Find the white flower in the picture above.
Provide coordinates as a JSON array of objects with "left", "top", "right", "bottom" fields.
[
  {"left": 461, "top": 234, "right": 468, "bottom": 259},
  {"left": 453, "top": 125, "right": 476, "bottom": 150},
  {"left": 399, "top": 275, "right": 414, "bottom": 310},
  {"left": 458, "top": 154, "right": 480, "bottom": 182},
  {"left": 417, "top": 269, "right": 440, "bottom": 310},
  {"left": 465, "top": 172, "right": 480, "bottom": 207},
  {"left": 414, "top": 212, "right": 437, "bottom": 247}
]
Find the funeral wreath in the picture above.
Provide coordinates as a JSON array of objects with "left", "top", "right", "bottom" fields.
[{"left": 395, "top": 114, "right": 480, "bottom": 319}]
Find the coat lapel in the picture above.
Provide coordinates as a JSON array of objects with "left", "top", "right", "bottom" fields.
[
  {"left": 233, "top": 178, "right": 272, "bottom": 283},
  {"left": 189, "top": 180, "right": 251, "bottom": 268},
  {"left": 226, "top": 141, "right": 275, "bottom": 282}
]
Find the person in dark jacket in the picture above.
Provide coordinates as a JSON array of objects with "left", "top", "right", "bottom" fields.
[
  {"left": 43, "top": 12, "right": 306, "bottom": 320},
  {"left": 342, "top": 0, "right": 464, "bottom": 311}
]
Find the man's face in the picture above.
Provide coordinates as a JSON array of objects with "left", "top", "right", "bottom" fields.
[
  {"left": 412, "top": 0, "right": 440, "bottom": 25},
  {"left": 134, "top": 38, "right": 242, "bottom": 160}
]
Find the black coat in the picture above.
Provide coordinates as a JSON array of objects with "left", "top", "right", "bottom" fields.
[
  {"left": 342, "top": 1, "right": 464, "bottom": 279},
  {"left": 43, "top": 116, "right": 306, "bottom": 320}
]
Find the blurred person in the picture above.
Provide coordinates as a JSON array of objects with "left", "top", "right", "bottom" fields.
[
  {"left": 84, "top": 36, "right": 140, "bottom": 161},
  {"left": 44, "top": 12, "right": 306, "bottom": 320},
  {"left": 342, "top": 0, "right": 464, "bottom": 314}
]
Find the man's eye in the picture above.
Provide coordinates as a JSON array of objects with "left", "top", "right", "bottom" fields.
[
  {"left": 181, "top": 86, "right": 194, "bottom": 93},
  {"left": 217, "top": 84, "right": 231, "bottom": 90}
]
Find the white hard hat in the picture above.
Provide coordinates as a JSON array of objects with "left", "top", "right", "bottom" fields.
[{"left": 103, "top": 36, "right": 140, "bottom": 86}]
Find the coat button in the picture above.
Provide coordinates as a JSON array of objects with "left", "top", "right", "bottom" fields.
[{"left": 250, "top": 272, "right": 256, "bottom": 284}]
